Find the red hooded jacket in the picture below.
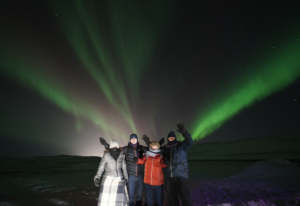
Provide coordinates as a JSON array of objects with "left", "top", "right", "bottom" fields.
[{"left": 137, "top": 154, "right": 167, "bottom": 186}]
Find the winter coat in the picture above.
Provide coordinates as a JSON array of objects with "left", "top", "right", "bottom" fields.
[
  {"left": 161, "top": 131, "right": 193, "bottom": 179},
  {"left": 94, "top": 150, "right": 128, "bottom": 180},
  {"left": 137, "top": 153, "right": 167, "bottom": 186},
  {"left": 123, "top": 142, "right": 147, "bottom": 176}
]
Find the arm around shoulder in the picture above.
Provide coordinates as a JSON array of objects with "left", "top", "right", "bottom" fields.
[{"left": 137, "top": 155, "right": 147, "bottom": 165}]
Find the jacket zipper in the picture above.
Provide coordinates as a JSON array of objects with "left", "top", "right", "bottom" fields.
[
  {"left": 116, "top": 156, "right": 119, "bottom": 177},
  {"left": 135, "top": 148, "right": 137, "bottom": 176},
  {"left": 151, "top": 157, "right": 154, "bottom": 185},
  {"left": 170, "top": 149, "right": 173, "bottom": 177}
]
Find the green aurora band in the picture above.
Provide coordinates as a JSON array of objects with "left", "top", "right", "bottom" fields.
[
  {"left": 50, "top": 0, "right": 174, "bottom": 134},
  {"left": 0, "top": 0, "right": 299, "bottom": 145},
  {"left": 0, "top": 0, "right": 175, "bottom": 144},
  {"left": 191, "top": 36, "right": 300, "bottom": 140},
  {"left": 0, "top": 48, "right": 113, "bottom": 145}
]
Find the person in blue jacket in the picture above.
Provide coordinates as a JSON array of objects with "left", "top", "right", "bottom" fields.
[{"left": 161, "top": 123, "right": 194, "bottom": 206}]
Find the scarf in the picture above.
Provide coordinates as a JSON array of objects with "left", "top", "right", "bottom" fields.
[
  {"left": 109, "top": 148, "right": 120, "bottom": 160},
  {"left": 130, "top": 142, "right": 137, "bottom": 147},
  {"left": 146, "top": 148, "right": 161, "bottom": 158},
  {"left": 167, "top": 139, "right": 178, "bottom": 147}
]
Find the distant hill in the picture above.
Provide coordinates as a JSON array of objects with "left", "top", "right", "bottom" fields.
[{"left": 188, "top": 136, "right": 300, "bottom": 160}]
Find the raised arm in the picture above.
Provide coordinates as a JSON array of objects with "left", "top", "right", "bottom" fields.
[
  {"left": 177, "top": 123, "right": 193, "bottom": 151},
  {"left": 99, "top": 137, "right": 110, "bottom": 149},
  {"left": 141, "top": 134, "right": 151, "bottom": 147},
  {"left": 141, "top": 134, "right": 165, "bottom": 148}
]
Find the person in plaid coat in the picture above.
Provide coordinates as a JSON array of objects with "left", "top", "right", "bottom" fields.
[{"left": 94, "top": 140, "right": 129, "bottom": 206}]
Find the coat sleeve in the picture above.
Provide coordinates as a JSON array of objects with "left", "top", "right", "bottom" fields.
[
  {"left": 122, "top": 146, "right": 127, "bottom": 155},
  {"left": 122, "top": 153, "right": 128, "bottom": 179},
  {"left": 160, "top": 155, "right": 167, "bottom": 168},
  {"left": 137, "top": 155, "right": 147, "bottom": 165},
  {"left": 94, "top": 154, "right": 106, "bottom": 180},
  {"left": 141, "top": 145, "right": 148, "bottom": 153},
  {"left": 181, "top": 131, "right": 193, "bottom": 151}
]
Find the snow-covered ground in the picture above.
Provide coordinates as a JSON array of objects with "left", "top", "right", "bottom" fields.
[
  {"left": 1, "top": 136, "right": 300, "bottom": 206},
  {"left": 190, "top": 159, "right": 300, "bottom": 206}
]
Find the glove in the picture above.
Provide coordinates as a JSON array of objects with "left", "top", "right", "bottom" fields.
[
  {"left": 99, "top": 137, "right": 110, "bottom": 149},
  {"left": 123, "top": 179, "right": 128, "bottom": 185},
  {"left": 159, "top": 137, "right": 165, "bottom": 146},
  {"left": 176, "top": 123, "right": 186, "bottom": 134},
  {"left": 141, "top": 134, "right": 151, "bottom": 147},
  {"left": 133, "top": 157, "right": 138, "bottom": 163},
  {"left": 94, "top": 178, "right": 100, "bottom": 187}
]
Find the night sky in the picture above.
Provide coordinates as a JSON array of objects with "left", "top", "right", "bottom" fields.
[{"left": 0, "top": 0, "right": 299, "bottom": 157}]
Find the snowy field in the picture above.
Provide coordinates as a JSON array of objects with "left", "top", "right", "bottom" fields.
[{"left": 1, "top": 136, "right": 300, "bottom": 206}]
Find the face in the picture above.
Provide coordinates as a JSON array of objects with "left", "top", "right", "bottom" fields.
[
  {"left": 151, "top": 145, "right": 158, "bottom": 150},
  {"left": 130, "top": 138, "right": 137, "bottom": 144},
  {"left": 168, "top": 137, "right": 176, "bottom": 142}
]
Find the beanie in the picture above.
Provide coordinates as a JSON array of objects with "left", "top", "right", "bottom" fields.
[
  {"left": 167, "top": 131, "right": 176, "bottom": 138},
  {"left": 130, "top": 133, "right": 138, "bottom": 140},
  {"left": 109, "top": 140, "right": 120, "bottom": 149}
]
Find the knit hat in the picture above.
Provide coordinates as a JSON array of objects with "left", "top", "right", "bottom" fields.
[
  {"left": 130, "top": 133, "right": 138, "bottom": 140},
  {"left": 167, "top": 131, "right": 177, "bottom": 147},
  {"left": 109, "top": 140, "right": 120, "bottom": 149},
  {"left": 167, "top": 131, "right": 176, "bottom": 138}
]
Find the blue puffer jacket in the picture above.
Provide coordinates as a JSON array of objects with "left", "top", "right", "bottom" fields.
[{"left": 161, "top": 131, "right": 193, "bottom": 179}]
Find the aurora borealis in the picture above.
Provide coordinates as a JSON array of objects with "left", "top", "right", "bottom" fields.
[{"left": 0, "top": 1, "right": 299, "bottom": 156}]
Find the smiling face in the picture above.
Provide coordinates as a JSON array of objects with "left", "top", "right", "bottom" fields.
[
  {"left": 130, "top": 138, "right": 137, "bottom": 144},
  {"left": 168, "top": 137, "right": 176, "bottom": 142}
]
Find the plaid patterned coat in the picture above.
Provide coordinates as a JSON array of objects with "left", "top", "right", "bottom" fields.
[
  {"left": 98, "top": 176, "right": 128, "bottom": 206},
  {"left": 95, "top": 151, "right": 129, "bottom": 206}
]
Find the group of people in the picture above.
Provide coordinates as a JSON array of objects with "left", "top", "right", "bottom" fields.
[{"left": 94, "top": 123, "right": 194, "bottom": 206}]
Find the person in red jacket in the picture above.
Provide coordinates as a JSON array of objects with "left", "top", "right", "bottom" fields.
[{"left": 133, "top": 141, "right": 167, "bottom": 206}]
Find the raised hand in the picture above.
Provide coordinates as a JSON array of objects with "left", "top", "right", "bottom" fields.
[
  {"left": 99, "top": 137, "right": 110, "bottom": 149},
  {"left": 133, "top": 157, "right": 138, "bottom": 163},
  {"left": 159, "top": 137, "right": 165, "bottom": 146},
  {"left": 141, "top": 134, "right": 151, "bottom": 147},
  {"left": 99, "top": 137, "right": 107, "bottom": 145},
  {"left": 176, "top": 123, "right": 186, "bottom": 134}
]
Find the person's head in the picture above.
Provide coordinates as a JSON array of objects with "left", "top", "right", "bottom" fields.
[
  {"left": 167, "top": 131, "right": 176, "bottom": 142},
  {"left": 149, "top": 141, "right": 160, "bottom": 150},
  {"left": 109, "top": 140, "right": 120, "bottom": 149},
  {"left": 130, "top": 133, "right": 138, "bottom": 144}
]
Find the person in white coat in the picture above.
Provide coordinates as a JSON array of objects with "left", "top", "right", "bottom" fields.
[{"left": 94, "top": 140, "right": 129, "bottom": 206}]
